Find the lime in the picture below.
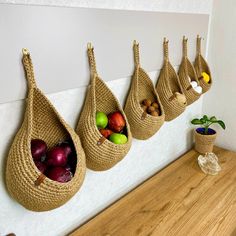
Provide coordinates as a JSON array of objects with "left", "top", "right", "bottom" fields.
[
  {"left": 96, "top": 112, "right": 108, "bottom": 129},
  {"left": 109, "top": 133, "right": 128, "bottom": 144}
]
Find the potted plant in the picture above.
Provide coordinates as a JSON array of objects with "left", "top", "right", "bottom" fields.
[{"left": 191, "top": 115, "right": 226, "bottom": 153}]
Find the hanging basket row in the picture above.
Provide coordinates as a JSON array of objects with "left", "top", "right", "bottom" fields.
[{"left": 5, "top": 35, "right": 211, "bottom": 212}]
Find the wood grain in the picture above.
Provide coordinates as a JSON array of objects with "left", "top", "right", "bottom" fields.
[{"left": 70, "top": 147, "right": 236, "bottom": 236}]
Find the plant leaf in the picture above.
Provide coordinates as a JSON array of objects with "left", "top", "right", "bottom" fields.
[
  {"left": 200, "top": 118, "right": 206, "bottom": 124},
  {"left": 217, "top": 120, "right": 226, "bottom": 129},
  {"left": 191, "top": 119, "right": 202, "bottom": 125},
  {"left": 210, "top": 116, "right": 217, "bottom": 121},
  {"left": 203, "top": 115, "right": 209, "bottom": 121}
]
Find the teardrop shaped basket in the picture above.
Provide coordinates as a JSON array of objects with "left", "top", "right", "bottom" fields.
[
  {"left": 156, "top": 38, "right": 187, "bottom": 121},
  {"left": 76, "top": 44, "right": 132, "bottom": 171},
  {"left": 124, "top": 41, "right": 165, "bottom": 140},
  {"left": 194, "top": 35, "right": 212, "bottom": 93},
  {"left": 178, "top": 36, "right": 201, "bottom": 105},
  {"left": 6, "top": 49, "right": 86, "bottom": 212}
]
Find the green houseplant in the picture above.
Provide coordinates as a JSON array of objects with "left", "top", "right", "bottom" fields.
[{"left": 191, "top": 115, "right": 226, "bottom": 153}]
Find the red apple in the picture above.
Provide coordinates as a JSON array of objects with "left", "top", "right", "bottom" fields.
[
  {"left": 31, "top": 139, "right": 47, "bottom": 161},
  {"left": 57, "top": 142, "right": 72, "bottom": 157},
  {"left": 34, "top": 160, "right": 47, "bottom": 173},
  {"left": 100, "top": 129, "right": 113, "bottom": 138},
  {"left": 46, "top": 167, "right": 72, "bottom": 183},
  {"left": 46, "top": 147, "right": 67, "bottom": 167},
  {"left": 108, "top": 112, "right": 126, "bottom": 132}
]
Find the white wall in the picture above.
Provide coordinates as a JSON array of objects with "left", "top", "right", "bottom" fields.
[
  {"left": 0, "top": 1, "right": 213, "bottom": 236},
  {"left": 203, "top": 0, "right": 236, "bottom": 151}
]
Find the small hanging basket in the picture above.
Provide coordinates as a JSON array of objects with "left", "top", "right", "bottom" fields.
[
  {"left": 194, "top": 35, "right": 212, "bottom": 93},
  {"left": 156, "top": 38, "right": 187, "bottom": 121},
  {"left": 178, "top": 36, "right": 201, "bottom": 105},
  {"left": 124, "top": 41, "right": 165, "bottom": 140},
  {"left": 76, "top": 44, "right": 132, "bottom": 171},
  {"left": 6, "top": 49, "right": 86, "bottom": 212}
]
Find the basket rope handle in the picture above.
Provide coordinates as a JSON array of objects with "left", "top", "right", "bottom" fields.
[
  {"left": 133, "top": 40, "right": 140, "bottom": 68},
  {"left": 163, "top": 38, "right": 170, "bottom": 84},
  {"left": 163, "top": 38, "right": 169, "bottom": 62},
  {"left": 183, "top": 36, "right": 188, "bottom": 58},
  {"left": 87, "top": 43, "right": 98, "bottom": 79},
  {"left": 196, "top": 35, "right": 203, "bottom": 76},
  {"left": 197, "top": 35, "right": 202, "bottom": 55},
  {"left": 22, "top": 48, "right": 37, "bottom": 88}
]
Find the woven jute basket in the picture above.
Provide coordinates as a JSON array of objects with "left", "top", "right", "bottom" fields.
[
  {"left": 194, "top": 35, "right": 212, "bottom": 93},
  {"left": 6, "top": 49, "right": 86, "bottom": 212},
  {"left": 76, "top": 44, "right": 132, "bottom": 171},
  {"left": 156, "top": 38, "right": 187, "bottom": 121},
  {"left": 124, "top": 41, "right": 165, "bottom": 140},
  {"left": 178, "top": 36, "right": 201, "bottom": 105},
  {"left": 194, "top": 129, "right": 217, "bottom": 154}
]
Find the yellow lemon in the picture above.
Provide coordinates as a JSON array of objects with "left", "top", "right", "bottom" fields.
[{"left": 202, "top": 72, "right": 210, "bottom": 83}]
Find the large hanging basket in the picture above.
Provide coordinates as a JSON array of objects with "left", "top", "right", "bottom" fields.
[
  {"left": 124, "top": 41, "right": 165, "bottom": 140},
  {"left": 6, "top": 49, "right": 86, "bottom": 212},
  {"left": 178, "top": 36, "right": 202, "bottom": 105},
  {"left": 156, "top": 38, "right": 187, "bottom": 121},
  {"left": 194, "top": 35, "right": 212, "bottom": 93},
  {"left": 76, "top": 44, "right": 132, "bottom": 171}
]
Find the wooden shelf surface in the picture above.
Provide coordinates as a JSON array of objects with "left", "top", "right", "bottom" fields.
[{"left": 70, "top": 147, "right": 236, "bottom": 236}]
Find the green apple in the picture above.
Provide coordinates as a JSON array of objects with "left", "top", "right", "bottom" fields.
[
  {"left": 96, "top": 111, "right": 108, "bottom": 129},
  {"left": 109, "top": 133, "right": 128, "bottom": 144}
]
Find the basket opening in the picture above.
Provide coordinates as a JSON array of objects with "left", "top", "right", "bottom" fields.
[
  {"left": 95, "top": 78, "right": 119, "bottom": 114},
  {"left": 31, "top": 89, "right": 78, "bottom": 178},
  {"left": 169, "top": 65, "right": 182, "bottom": 94},
  {"left": 94, "top": 77, "right": 130, "bottom": 140},
  {"left": 31, "top": 89, "right": 69, "bottom": 148},
  {"left": 137, "top": 69, "right": 157, "bottom": 105}
]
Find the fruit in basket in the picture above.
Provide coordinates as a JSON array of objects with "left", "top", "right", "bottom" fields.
[
  {"left": 57, "top": 141, "right": 73, "bottom": 157},
  {"left": 46, "top": 146, "right": 67, "bottom": 167},
  {"left": 190, "top": 81, "right": 198, "bottom": 88},
  {"left": 34, "top": 160, "right": 47, "bottom": 173},
  {"left": 100, "top": 129, "right": 113, "bottom": 138},
  {"left": 201, "top": 72, "right": 210, "bottom": 83},
  {"left": 31, "top": 139, "right": 47, "bottom": 160},
  {"left": 142, "top": 99, "right": 152, "bottom": 107},
  {"left": 147, "top": 106, "right": 155, "bottom": 113},
  {"left": 140, "top": 99, "right": 161, "bottom": 117},
  {"left": 109, "top": 133, "right": 128, "bottom": 144},
  {"left": 175, "top": 92, "right": 187, "bottom": 106},
  {"left": 46, "top": 167, "right": 72, "bottom": 183},
  {"left": 151, "top": 102, "right": 159, "bottom": 109},
  {"left": 141, "top": 104, "right": 148, "bottom": 111},
  {"left": 108, "top": 112, "right": 126, "bottom": 132},
  {"left": 194, "top": 86, "right": 202, "bottom": 94},
  {"left": 96, "top": 112, "right": 108, "bottom": 129},
  {"left": 150, "top": 111, "right": 159, "bottom": 117}
]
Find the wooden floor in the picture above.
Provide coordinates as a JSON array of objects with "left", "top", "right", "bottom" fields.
[{"left": 70, "top": 147, "right": 236, "bottom": 236}]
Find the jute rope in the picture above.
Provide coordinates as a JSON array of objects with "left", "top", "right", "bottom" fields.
[
  {"left": 178, "top": 36, "right": 201, "bottom": 105},
  {"left": 76, "top": 43, "right": 132, "bottom": 171},
  {"left": 194, "top": 129, "right": 217, "bottom": 154},
  {"left": 194, "top": 35, "right": 212, "bottom": 93},
  {"left": 124, "top": 41, "right": 165, "bottom": 140},
  {"left": 156, "top": 38, "right": 187, "bottom": 121},
  {"left": 6, "top": 49, "right": 86, "bottom": 211}
]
